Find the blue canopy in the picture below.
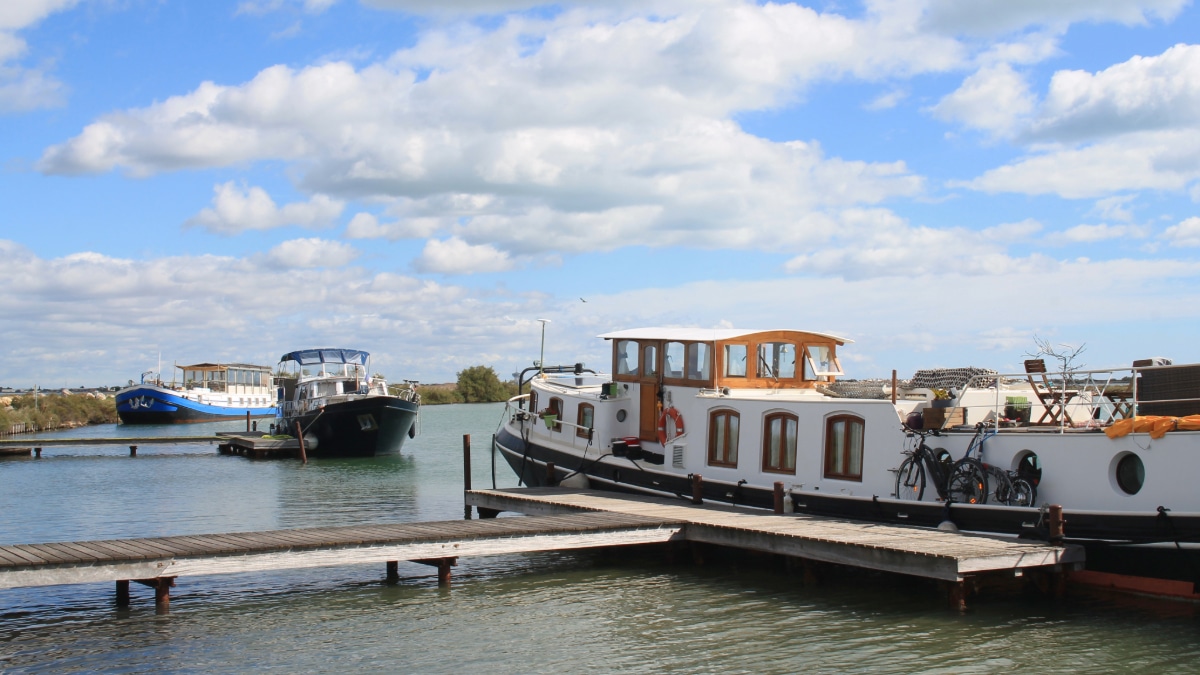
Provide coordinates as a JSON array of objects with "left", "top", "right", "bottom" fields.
[{"left": 279, "top": 349, "right": 369, "bottom": 366}]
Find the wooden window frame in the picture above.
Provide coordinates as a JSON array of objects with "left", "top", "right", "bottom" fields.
[
  {"left": 707, "top": 409, "right": 740, "bottom": 468},
  {"left": 613, "top": 339, "right": 641, "bottom": 382},
  {"left": 576, "top": 402, "right": 594, "bottom": 439},
  {"left": 547, "top": 397, "right": 563, "bottom": 432},
  {"left": 761, "top": 412, "right": 798, "bottom": 474},
  {"left": 823, "top": 414, "right": 865, "bottom": 481}
]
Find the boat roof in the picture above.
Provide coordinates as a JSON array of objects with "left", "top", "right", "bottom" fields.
[
  {"left": 177, "top": 362, "right": 272, "bottom": 371},
  {"left": 278, "top": 349, "right": 370, "bottom": 366},
  {"left": 597, "top": 327, "right": 853, "bottom": 344}
]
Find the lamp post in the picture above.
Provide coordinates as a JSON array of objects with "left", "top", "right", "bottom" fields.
[{"left": 537, "top": 318, "right": 551, "bottom": 378}]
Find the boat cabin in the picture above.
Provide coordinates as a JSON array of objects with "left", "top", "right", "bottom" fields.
[{"left": 179, "top": 363, "right": 273, "bottom": 394}]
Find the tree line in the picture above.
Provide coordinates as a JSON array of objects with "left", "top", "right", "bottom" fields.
[
  {"left": 0, "top": 393, "right": 119, "bottom": 433},
  {"left": 401, "top": 365, "right": 520, "bottom": 405}
]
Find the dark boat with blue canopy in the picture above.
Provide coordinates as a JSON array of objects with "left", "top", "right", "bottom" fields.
[{"left": 274, "top": 348, "right": 420, "bottom": 458}]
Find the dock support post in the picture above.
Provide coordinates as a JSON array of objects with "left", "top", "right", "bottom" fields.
[
  {"left": 34, "top": 447, "right": 41, "bottom": 458},
  {"left": 295, "top": 422, "right": 307, "bottom": 464},
  {"left": 545, "top": 462, "right": 556, "bottom": 487},
  {"left": 414, "top": 558, "right": 457, "bottom": 587},
  {"left": 129, "top": 445, "right": 137, "bottom": 457},
  {"left": 691, "top": 474, "right": 703, "bottom": 505},
  {"left": 116, "top": 580, "right": 130, "bottom": 607},
  {"left": 943, "top": 580, "right": 968, "bottom": 612},
  {"left": 773, "top": 482, "right": 784, "bottom": 514},
  {"left": 134, "top": 577, "right": 175, "bottom": 611},
  {"left": 1048, "top": 504, "right": 1064, "bottom": 545},
  {"left": 463, "top": 434, "right": 472, "bottom": 519},
  {"left": 386, "top": 560, "right": 399, "bottom": 583}
]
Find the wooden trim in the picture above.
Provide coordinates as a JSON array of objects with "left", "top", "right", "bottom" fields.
[
  {"left": 576, "top": 403, "right": 594, "bottom": 439},
  {"left": 823, "top": 414, "right": 865, "bottom": 482},
  {"left": 761, "top": 412, "right": 798, "bottom": 474},
  {"left": 706, "top": 409, "right": 739, "bottom": 468}
]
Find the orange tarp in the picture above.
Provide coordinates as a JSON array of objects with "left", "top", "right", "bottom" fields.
[{"left": 1105, "top": 415, "right": 1200, "bottom": 440}]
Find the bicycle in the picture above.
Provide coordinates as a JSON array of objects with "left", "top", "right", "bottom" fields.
[
  {"left": 894, "top": 428, "right": 987, "bottom": 504},
  {"left": 960, "top": 423, "right": 1037, "bottom": 507}
]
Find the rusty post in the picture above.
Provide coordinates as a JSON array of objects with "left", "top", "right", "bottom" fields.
[
  {"left": 437, "top": 558, "right": 453, "bottom": 587},
  {"left": 1048, "top": 504, "right": 1064, "bottom": 544},
  {"left": 691, "top": 474, "right": 703, "bottom": 505},
  {"left": 463, "top": 434, "right": 472, "bottom": 519},
  {"left": 386, "top": 560, "right": 399, "bottom": 583},
  {"left": 129, "top": 445, "right": 137, "bottom": 457},
  {"left": 773, "top": 481, "right": 784, "bottom": 514},
  {"left": 944, "top": 580, "right": 968, "bottom": 612},
  {"left": 546, "top": 461, "right": 556, "bottom": 486},
  {"left": 116, "top": 580, "right": 130, "bottom": 607},
  {"left": 891, "top": 369, "right": 897, "bottom": 404},
  {"left": 295, "top": 422, "right": 307, "bottom": 464}
]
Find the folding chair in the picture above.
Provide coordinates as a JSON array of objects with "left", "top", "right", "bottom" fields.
[{"left": 1025, "top": 359, "right": 1074, "bottom": 425}]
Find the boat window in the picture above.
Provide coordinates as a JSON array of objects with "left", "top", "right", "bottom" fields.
[
  {"left": 687, "top": 343, "right": 712, "bottom": 381},
  {"left": 824, "top": 414, "right": 864, "bottom": 481},
  {"left": 642, "top": 343, "right": 658, "bottom": 377},
  {"left": 664, "top": 342, "right": 685, "bottom": 378},
  {"left": 762, "top": 412, "right": 798, "bottom": 473},
  {"left": 577, "top": 403, "right": 594, "bottom": 439},
  {"left": 724, "top": 344, "right": 747, "bottom": 378},
  {"left": 804, "top": 344, "right": 842, "bottom": 381},
  {"left": 529, "top": 390, "right": 538, "bottom": 414},
  {"left": 757, "top": 342, "right": 797, "bottom": 380},
  {"left": 708, "top": 409, "right": 739, "bottom": 467},
  {"left": 615, "top": 340, "right": 639, "bottom": 376},
  {"left": 548, "top": 397, "right": 563, "bottom": 432}
]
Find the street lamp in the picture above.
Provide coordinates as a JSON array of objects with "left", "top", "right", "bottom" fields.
[{"left": 537, "top": 318, "right": 551, "bottom": 378}]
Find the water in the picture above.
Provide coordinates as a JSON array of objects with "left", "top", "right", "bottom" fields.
[{"left": 2, "top": 404, "right": 1200, "bottom": 673}]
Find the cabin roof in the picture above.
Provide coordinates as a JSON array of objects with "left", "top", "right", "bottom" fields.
[
  {"left": 177, "top": 362, "right": 272, "bottom": 371},
  {"left": 278, "top": 348, "right": 370, "bottom": 366},
  {"left": 598, "top": 327, "right": 852, "bottom": 344}
]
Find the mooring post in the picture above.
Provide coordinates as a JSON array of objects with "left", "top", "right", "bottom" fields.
[
  {"left": 386, "top": 560, "right": 399, "bottom": 583},
  {"left": 34, "top": 447, "right": 41, "bottom": 458},
  {"left": 463, "top": 434, "right": 472, "bottom": 519},
  {"left": 116, "top": 580, "right": 130, "bottom": 607},
  {"left": 691, "top": 474, "right": 703, "bottom": 505},
  {"left": 891, "top": 369, "right": 898, "bottom": 404},
  {"left": 129, "top": 445, "right": 137, "bottom": 457},
  {"left": 295, "top": 421, "right": 307, "bottom": 464},
  {"left": 773, "top": 481, "right": 784, "bottom": 514},
  {"left": 1048, "top": 504, "right": 1064, "bottom": 545},
  {"left": 545, "top": 461, "right": 556, "bottom": 486}
]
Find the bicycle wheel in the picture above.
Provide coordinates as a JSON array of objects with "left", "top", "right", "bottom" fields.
[
  {"left": 1008, "top": 477, "right": 1037, "bottom": 507},
  {"left": 947, "top": 458, "right": 988, "bottom": 505},
  {"left": 986, "top": 465, "right": 1013, "bottom": 505},
  {"left": 895, "top": 456, "right": 925, "bottom": 501}
]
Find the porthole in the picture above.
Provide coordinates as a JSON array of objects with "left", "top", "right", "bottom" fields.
[
  {"left": 1115, "top": 453, "right": 1145, "bottom": 495},
  {"left": 616, "top": 409, "right": 627, "bottom": 422}
]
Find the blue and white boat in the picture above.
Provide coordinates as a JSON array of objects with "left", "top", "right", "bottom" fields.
[{"left": 116, "top": 362, "right": 277, "bottom": 424}]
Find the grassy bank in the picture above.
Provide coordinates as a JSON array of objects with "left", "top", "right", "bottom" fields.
[{"left": 0, "top": 393, "right": 119, "bottom": 433}]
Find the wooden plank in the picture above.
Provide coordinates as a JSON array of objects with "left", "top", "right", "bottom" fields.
[{"left": 0, "top": 545, "right": 47, "bottom": 566}]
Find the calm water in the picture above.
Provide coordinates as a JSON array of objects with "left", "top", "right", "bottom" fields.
[{"left": 2, "top": 403, "right": 1199, "bottom": 673}]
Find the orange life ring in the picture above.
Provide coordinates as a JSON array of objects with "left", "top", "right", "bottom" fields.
[{"left": 657, "top": 407, "right": 685, "bottom": 445}]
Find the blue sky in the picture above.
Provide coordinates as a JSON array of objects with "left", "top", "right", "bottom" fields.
[{"left": 3, "top": 0, "right": 1200, "bottom": 388}]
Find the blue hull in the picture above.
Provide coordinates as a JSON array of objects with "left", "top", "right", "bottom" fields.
[{"left": 116, "top": 386, "right": 276, "bottom": 424}]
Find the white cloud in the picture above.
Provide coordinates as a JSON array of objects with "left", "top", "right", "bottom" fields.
[
  {"left": 930, "top": 63, "right": 1035, "bottom": 137},
  {"left": 414, "top": 236, "right": 514, "bottom": 274},
  {"left": 1044, "top": 223, "right": 1150, "bottom": 245},
  {"left": 266, "top": 238, "right": 360, "bottom": 268},
  {"left": 1163, "top": 217, "right": 1200, "bottom": 247},
  {"left": 344, "top": 212, "right": 442, "bottom": 240},
  {"left": 186, "top": 182, "right": 345, "bottom": 235},
  {"left": 0, "top": 0, "right": 79, "bottom": 112}
]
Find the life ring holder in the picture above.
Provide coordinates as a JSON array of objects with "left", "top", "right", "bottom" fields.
[{"left": 657, "top": 406, "right": 685, "bottom": 445}]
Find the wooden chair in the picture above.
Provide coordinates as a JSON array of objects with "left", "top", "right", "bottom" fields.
[{"left": 1025, "top": 359, "right": 1074, "bottom": 425}]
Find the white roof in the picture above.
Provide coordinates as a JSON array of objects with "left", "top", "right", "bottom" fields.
[{"left": 597, "top": 327, "right": 853, "bottom": 344}]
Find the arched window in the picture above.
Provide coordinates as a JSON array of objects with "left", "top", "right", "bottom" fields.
[
  {"left": 824, "top": 414, "right": 864, "bottom": 481},
  {"left": 577, "top": 403, "right": 594, "bottom": 439},
  {"left": 762, "top": 412, "right": 797, "bottom": 473},
  {"left": 707, "top": 409, "right": 739, "bottom": 467}
]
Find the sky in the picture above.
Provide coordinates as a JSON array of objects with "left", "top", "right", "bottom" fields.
[{"left": 3, "top": 0, "right": 1200, "bottom": 389}]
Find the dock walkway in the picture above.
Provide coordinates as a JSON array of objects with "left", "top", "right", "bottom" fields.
[{"left": 466, "top": 487, "right": 1084, "bottom": 583}]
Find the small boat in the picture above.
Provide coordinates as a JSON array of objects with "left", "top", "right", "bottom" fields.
[
  {"left": 116, "top": 363, "right": 276, "bottom": 424},
  {"left": 495, "top": 327, "right": 1200, "bottom": 589},
  {"left": 274, "top": 348, "right": 420, "bottom": 458}
]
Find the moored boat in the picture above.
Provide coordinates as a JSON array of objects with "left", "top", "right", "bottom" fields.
[
  {"left": 274, "top": 348, "right": 420, "bottom": 458},
  {"left": 495, "top": 327, "right": 1200, "bottom": 589},
  {"left": 116, "top": 363, "right": 276, "bottom": 424}
]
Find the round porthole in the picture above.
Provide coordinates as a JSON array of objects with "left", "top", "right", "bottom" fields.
[
  {"left": 616, "top": 409, "right": 627, "bottom": 422},
  {"left": 1115, "top": 453, "right": 1145, "bottom": 495}
]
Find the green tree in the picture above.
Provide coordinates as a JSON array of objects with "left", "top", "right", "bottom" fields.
[{"left": 456, "top": 365, "right": 513, "bottom": 403}]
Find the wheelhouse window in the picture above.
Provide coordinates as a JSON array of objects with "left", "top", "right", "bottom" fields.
[
  {"left": 547, "top": 397, "right": 563, "bottom": 432},
  {"left": 664, "top": 342, "right": 686, "bottom": 378},
  {"left": 762, "top": 412, "right": 798, "bottom": 473},
  {"left": 642, "top": 343, "right": 658, "bottom": 377},
  {"left": 577, "top": 403, "right": 594, "bottom": 439},
  {"left": 708, "top": 409, "right": 739, "bottom": 467},
  {"left": 804, "top": 344, "right": 842, "bottom": 381},
  {"left": 615, "top": 340, "right": 639, "bottom": 377},
  {"left": 687, "top": 343, "right": 712, "bottom": 381},
  {"left": 824, "top": 414, "right": 864, "bottom": 481},
  {"left": 724, "top": 344, "right": 747, "bottom": 378},
  {"left": 757, "top": 342, "right": 797, "bottom": 380}
]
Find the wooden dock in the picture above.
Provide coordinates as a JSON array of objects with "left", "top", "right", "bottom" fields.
[
  {"left": 0, "top": 512, "right": 683, "bottom": 608},
  {"left": 466, "top": 487, "right": 1085, "bottom": 602},
  {"left": 216, "top": 435, "right": 302, "bottom": 459},
  {"left": 0, "top": 436, "right": 219, "bottom": 457}
]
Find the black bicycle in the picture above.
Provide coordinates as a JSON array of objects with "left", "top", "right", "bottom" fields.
[
  {"left": 962, "top": 422, "right": 1037, "bottom": 507},
  {"left": 895, "top": 429, "right": 987, "bottom": 504}
]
